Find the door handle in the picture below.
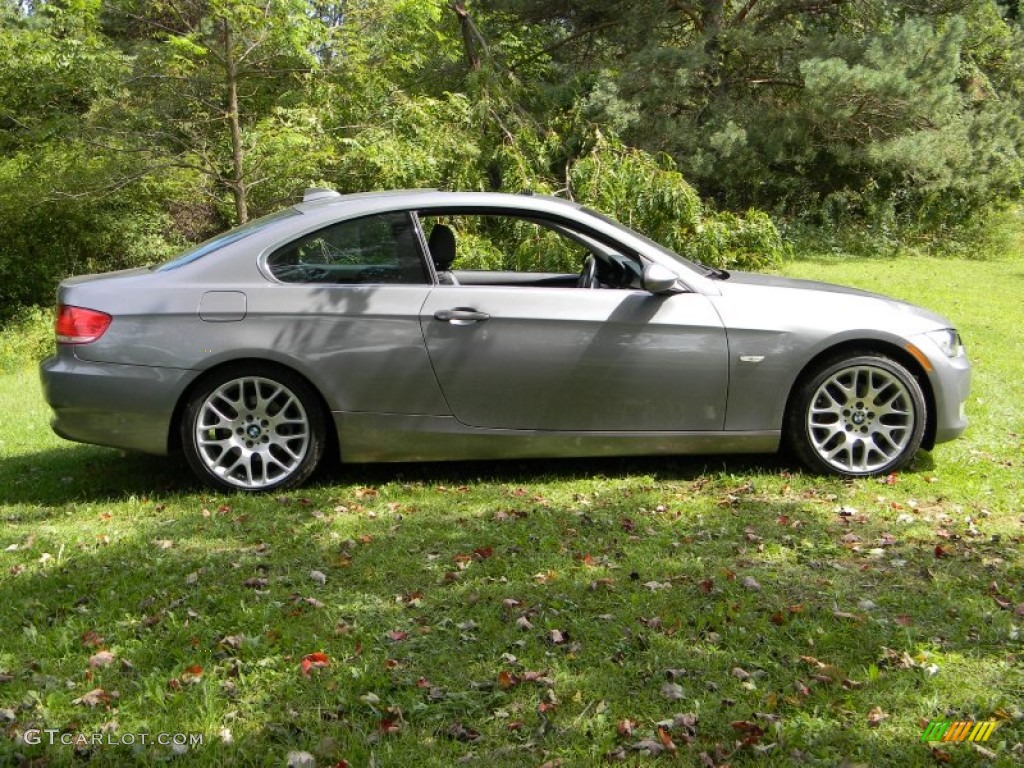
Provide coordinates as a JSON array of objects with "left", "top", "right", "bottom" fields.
[{"left": 433, "top": 308, "right": 490, "bottom": 325}]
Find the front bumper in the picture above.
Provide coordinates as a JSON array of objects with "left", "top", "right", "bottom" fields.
[
  {"left": 40, "top": 348, "right": 199, "bottom": 455},
  {"left": 915, "top": 335, "right": 971, "bottom": 446}
]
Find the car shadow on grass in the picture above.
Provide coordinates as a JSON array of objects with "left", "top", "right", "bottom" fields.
[
  {"left": 1, "top": 441, "right": 938, "bottom": 507},
  {"left": 1, "top": 443, "right": 798, "bottom": 507}
]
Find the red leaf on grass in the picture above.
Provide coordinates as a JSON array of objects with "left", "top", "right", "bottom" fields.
[
  {"left": 300, "top": 652, "right": 330, "bottom": 676},
  {"left": 657, "top": 727, "right": 678, "bottom": 752},
  {"left": 730, "top": 720, "right": 765, "bottom": 744},
  {"left": 81, "top": 630, "right": 105, "bottom": 648},
  {"left": 497, "top": 670, "right": 518, "bottom": 689},
  {"left": 181, "top": 664, "right": 203, "bottom": 684}
]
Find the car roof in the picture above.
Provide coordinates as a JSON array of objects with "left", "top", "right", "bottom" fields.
[{"left": 292, "top": 189, "right": 584, "bottom": 217}]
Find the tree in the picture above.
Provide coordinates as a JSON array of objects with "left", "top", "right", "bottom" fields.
[
  {"left": 487, "top": 0, "right": 1024, "bottom": 233},
  {"left": 97, "top": 0, "right": 330, "bottom": 223}
]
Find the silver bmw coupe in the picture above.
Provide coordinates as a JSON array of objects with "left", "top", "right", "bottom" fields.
[{"left": 40, "top": 189, "right": 970, "bottom": 492}]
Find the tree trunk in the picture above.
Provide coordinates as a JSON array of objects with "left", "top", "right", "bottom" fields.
[{"left": 222, "top": 18, "right": 248, "bottom": 224}]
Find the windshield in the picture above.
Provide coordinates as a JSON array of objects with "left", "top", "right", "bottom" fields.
[
  {"left": 579, "top": 206, "right": 719, "bottom": 277},
  {"left": 154, "top": 208, "right": 299, "bottom": 272}
]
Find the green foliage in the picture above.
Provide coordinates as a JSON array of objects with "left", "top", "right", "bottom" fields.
[
  {"left": 0, "top": 306, "right": 53, "bottom": 372},
  {"left": 570, "top": 135, "right": 785, "bottom": 270},
  {"left": 2, "top": 0, "right": 1022, "bottom": 314},
  {"left": 509, "top": 0, "right": 1024, "bottom": 238}
]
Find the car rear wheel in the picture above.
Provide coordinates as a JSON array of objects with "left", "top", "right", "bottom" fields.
[
  {"left": 181, "top": 365, "right": 326, "bottom": 492},
  {"left": 785, "top": 353, "right": 926, "bottom": 477}
]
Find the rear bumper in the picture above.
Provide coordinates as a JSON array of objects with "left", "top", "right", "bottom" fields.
[{"left": 39, "top": 349, "right": 198, "bottom": 455}]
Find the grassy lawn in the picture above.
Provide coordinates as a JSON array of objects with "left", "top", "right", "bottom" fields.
[{"left": 1, "top": 247, "right": 1023, "bottom": 767}]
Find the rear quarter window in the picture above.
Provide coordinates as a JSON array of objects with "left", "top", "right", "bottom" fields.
[{"left": 267, "top": 212, "right": 428, "bottom": 285}]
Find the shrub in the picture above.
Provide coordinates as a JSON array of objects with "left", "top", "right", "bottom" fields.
[{"left": 0, "top": 306, "right": 54, "bottom": 372}]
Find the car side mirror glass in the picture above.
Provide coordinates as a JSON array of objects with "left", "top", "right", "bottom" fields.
[{"left": 642, "top": 263, "right": 682, "bottom": 294}]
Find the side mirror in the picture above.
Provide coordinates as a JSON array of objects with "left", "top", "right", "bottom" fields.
[{"left": 642, "top": 263, "right": 683, "bottom": 295}]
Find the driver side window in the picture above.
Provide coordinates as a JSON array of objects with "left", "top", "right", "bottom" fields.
[{"left": 419, "top": 213, "right": 643, "bottom": 290}]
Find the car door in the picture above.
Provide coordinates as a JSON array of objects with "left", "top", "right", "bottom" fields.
[{"left": 419, "top": 284, "right": 729, "bottom": 432}]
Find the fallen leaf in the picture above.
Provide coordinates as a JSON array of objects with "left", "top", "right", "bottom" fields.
[
  {"left": 730, "top": 720, "right": 765, "bottom": 744},
  {"left": 617, "top": 718, "right": 637, "bottom": 737},
  {"left": 309, "top": 570, "right": 327, "bottom": 585},
  {"left": 88, "top": 651, "right": 115, "bottom": 669},
  {"left": 73, "top": 688, "right": 116, "bottom": 707},
  {"left": 243, "top": 577, "right": 268, "bottom": 589},
  {"left": 497, "top": 671, "right": 518, "bottom": 689},
  {"left": 741, "top": 576, "right": 761, "bottom": 591},
  {"left": 300, "top": 652, "right": 330, "bottom": 676},
  {"left": 445, "top": 721, "right": 480, "bottom": 742},
  {"left": 866, "top": 706, "right": 889, "bottom": 727},
  {"left": 81, "top": 630, "right": 105, "bottom": 648},
  {"left": 286, "top": 750, "right": 316, "bottom": 768},
  {"left": 656, "top": 727, "right": 678, "bottom": 752},
  {"left": 630, "top": 738, "right": 666, "bottom": 756},
  {"left": 832, "top": 610, "right": 861, "bottom": 621},
  {"left": 661, "top": 682, "right": 685, "bottom": 700}
]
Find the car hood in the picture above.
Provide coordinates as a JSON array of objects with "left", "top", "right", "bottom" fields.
[{"left": 720, "top": 270, "right": 952, "bottom": 327}]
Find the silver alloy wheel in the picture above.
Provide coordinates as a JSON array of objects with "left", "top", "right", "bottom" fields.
[
  {"left": 806, "top": 364, "right": 916, "bottom": 474},
  {"left": 194, "top": 376, "right": 310, "bottom": 489}
]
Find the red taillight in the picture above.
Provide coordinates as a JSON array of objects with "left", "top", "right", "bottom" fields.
[{"left": 55, "top": 304, "right": 112, "bottom": 344}]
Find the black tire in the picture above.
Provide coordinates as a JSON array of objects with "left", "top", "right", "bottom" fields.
[
  {"left": 181, "top": 364, "right": 327, "bottom": 492},
  {"left": 784, "top": 352, "right": 926, "bottom": 477}
]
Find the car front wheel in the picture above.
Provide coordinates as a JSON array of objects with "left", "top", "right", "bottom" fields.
[
  {"left": 181, "top": 365, "right": 326, "bottom": 492},
  {"left": 785, "top": 353, "right": 926, "bottom": 477}
]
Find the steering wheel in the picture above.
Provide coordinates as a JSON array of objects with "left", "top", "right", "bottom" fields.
[{"left": 577, "top": 254, "right": 599, "bottom": 289}]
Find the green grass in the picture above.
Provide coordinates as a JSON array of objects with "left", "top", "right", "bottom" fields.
[{"left": 1, "top": 247, "right": 1023, "bottom": 767}]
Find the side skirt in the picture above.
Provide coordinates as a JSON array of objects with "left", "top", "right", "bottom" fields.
[{"left": 333, "top": 412, "right": 780, "bottom": 463}]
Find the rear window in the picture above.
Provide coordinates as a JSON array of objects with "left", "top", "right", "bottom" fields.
[{"left": 154, "top": 208, "right": 299, "bottom": 272}]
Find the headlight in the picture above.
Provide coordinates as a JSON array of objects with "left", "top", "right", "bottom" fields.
[{"left": 924, "top": 328, "right": 964, "bottom": 358}]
